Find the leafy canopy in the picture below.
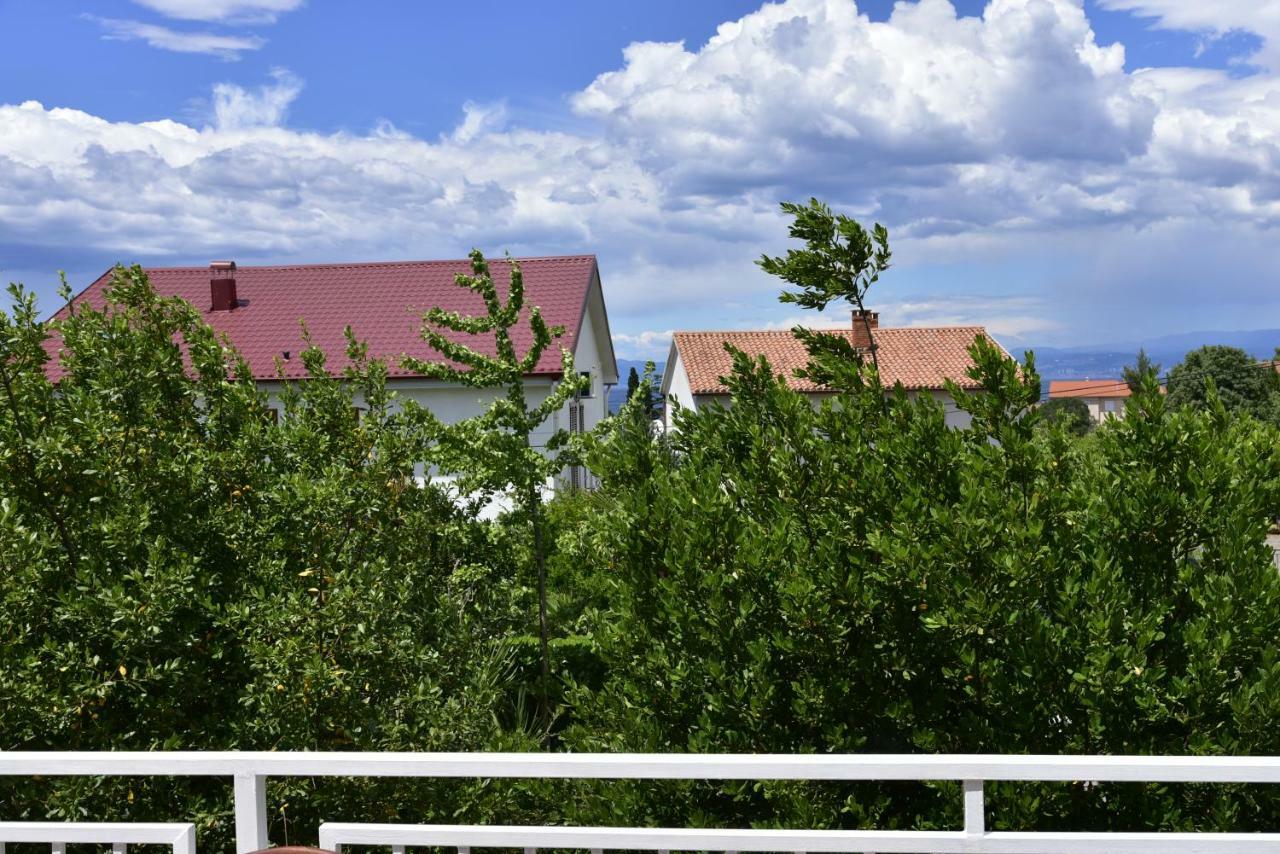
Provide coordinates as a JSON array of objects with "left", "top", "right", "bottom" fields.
[
  {"left": 758, "top": 198, "right": 892, "bottom": 387},
  {"left": 1039, "top": 396, "right": 1093, "bottom": 436},
  {"left": 1166, "top": 344, "right": 1276, "bottom": 420}
]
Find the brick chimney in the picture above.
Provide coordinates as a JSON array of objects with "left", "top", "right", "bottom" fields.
[
  {"left": 851, "top": 309, "right": 879, "bottom": 350},
  {"left": 210, "top": 261, "right": 237, "bottom": 311}
]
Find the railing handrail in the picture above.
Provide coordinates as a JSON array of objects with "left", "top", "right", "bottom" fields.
[
  {"left": 1, "top": 751, "right": 1280, "bottom": 782},
  {"left": 317, "top": 822, "right": 1280, "bottom": 854},
  {"left": 0, "top": 821, "right": 196, "bottom": 854},
  {"left": 4, "top": 753, "right": 1280, "bottom": 853}
]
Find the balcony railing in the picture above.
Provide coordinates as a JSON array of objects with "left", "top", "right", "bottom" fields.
[{"left": 1, "top": 753, "right": 1278, "bottom": 854}]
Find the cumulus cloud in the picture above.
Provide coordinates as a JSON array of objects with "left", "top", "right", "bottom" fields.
[
  {"left": 89, "top": 16, "right": 265, "bottom": 60},
  {"left": 574, "top": 0, "right": 1153, "bottom": 194},
  {"left": 6, "top": 0, "right": 1280, "bottom": 346},
  {"left": 131, "top": 0, "right": 304, "bottom": 24}
]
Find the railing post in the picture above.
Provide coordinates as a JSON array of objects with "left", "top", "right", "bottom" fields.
[
  {"left": 234, "top": 772, "right": 269, "bottom": 854},
  {"left": 963, "top": 779, "right": 984, "bottom": 837},
  {"left": 173, "top": 824, "right": 197, "bottom": 854}
]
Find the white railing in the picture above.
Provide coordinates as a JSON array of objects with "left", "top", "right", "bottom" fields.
[
  {"left": 1, "top": 753, "right": 1278, "bottom": 853},
  {"left": 0, "top": 821, "right": 195, "bottom": 854}
]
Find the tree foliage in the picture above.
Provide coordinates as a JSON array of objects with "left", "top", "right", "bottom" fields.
[
  {"left": 1123, "top": 348, "right": 1161, "bottom": 393},
  {"left": 759, "top": 198, "right": 891, "bottom": 381},
  {"left": 402, "top": 249, "right": 586, "bottom": 726},
  {"left": 1039, "top": 396, "right": 1094, "bottom": 435},
  {"left": 565, "top": 339, "right": 1280, "bottom": 833},
  {"left": 5, "top": 214, "right": 1280, "bottom": 846},
  {"left": 0, "top": 268, "right": 539, "bottom": 850},
  {"left": 1166, "top": 344, "right": 1275, "bottom": 419}
]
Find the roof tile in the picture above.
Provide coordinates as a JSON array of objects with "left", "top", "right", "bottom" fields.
[
  {"left": 672, "top": 326, "right": 1004, "bottom": 394},
  {"left": 47, "top": 256, "right": 597, "bottom": 381}
]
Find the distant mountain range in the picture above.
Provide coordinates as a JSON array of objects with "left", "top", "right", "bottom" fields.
[{"left": 1020, "top": 329, "right": 1280, "bottom": 380}]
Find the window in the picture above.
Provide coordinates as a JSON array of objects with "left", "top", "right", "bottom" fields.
[{"left": 578, "top": 371, "right": 593, "bottom": 398}]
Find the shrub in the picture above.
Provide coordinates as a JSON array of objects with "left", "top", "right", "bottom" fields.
[{"left": 562, "top": 341, "right": 1280, "bottom": 832}]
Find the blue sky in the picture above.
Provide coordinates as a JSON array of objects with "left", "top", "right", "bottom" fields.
[{"left": 1, "top": 0, "right": 1278, "bottom": 356}]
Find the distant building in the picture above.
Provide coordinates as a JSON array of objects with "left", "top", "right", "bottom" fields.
[
  {"left": 660, "top": 310, "right": 1005, "bottom": 430},
  {"left": 1047, "top": 379, "right": 1132, "bottom": 422},
  {"left": 48, "top": 256, "right": 618, "bottom": 492}
]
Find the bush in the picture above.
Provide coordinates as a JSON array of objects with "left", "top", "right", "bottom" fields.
[
  {"left": 6, "top": 266, "right": 1280, "bottom": 842},
  {"left": 1039, "top": 396, "right": 1093, "bottom": 435},
  {"left": 1167, "top": 345, "right": 1278, "bottom": 420},
  {"left": 0, "top": 269, "right": 540, "bottom": 850},
  {"left": 562, "top": 340, "right": 1280, "bottom": 832}
]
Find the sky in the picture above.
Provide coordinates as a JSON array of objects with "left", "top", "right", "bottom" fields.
[{"left": 1, "top": 0, "right": 1278, "bottom": 358}]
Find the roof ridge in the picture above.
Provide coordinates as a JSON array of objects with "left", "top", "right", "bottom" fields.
[
  {"left": 134, "top": 254, "right": 597, "bottom": 273},
  {"left": 674, "top": 324, "right": 990, "bottom": 336}
]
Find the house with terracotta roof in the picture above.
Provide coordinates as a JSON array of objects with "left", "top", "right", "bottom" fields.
[
  {"left": 1046, "top": 379, "right": 1132, "bottom": 423},
  {"left": 660, "top": 310, "right": 1004, "bottom": 429},
  {"left": 51, "top": 256, "right": 618, "bottom": 491}
]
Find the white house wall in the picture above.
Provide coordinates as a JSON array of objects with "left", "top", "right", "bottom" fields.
[
  {"left": 256, "top": 304, "right": 610, "bottom": 500},
  {"left": 662, "top": 349, "right": 697, "bottom": 428}
]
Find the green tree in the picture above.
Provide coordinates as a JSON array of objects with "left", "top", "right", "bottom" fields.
[
  {"left": 0, "top": 267, "right": 540, "bottom": 851},
  {"left": 566, "top": 337, "right": 1280, "bottom": 833},
  {"left": 1123, "top": 348, "right": 1162, "bottom": 392},
  {"left": 1166, "top": 344, "right": 1274, "bottom": 418},
  {"left": 624, "top": 360, "right": 662, "bottom": 421},
  {"left": 758, "top": 198, "right": 891, "bottom": 387},
  {"left": 626, "top": 366, "right": 640, "bottom": 404},
  {"left": 1039, "top": 396, "right": 1094, "bottom": 435},
  {"left": 402, "top": 249, "right": 586, "bottom": 726}
]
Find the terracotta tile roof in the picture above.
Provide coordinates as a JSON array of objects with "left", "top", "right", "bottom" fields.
[
  {"left": 1048, "top": 379, "right": 1131, "bottom": 399},
  {"left": 672, "top": 326, "right": 1003, "bottom": 394},
  {"left": 46, "top": 256, "right": 598, "bottom": 381}
]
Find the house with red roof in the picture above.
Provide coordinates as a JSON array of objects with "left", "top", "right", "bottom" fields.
[
  {"left": 660, "top": 311, "right": 1004, "bottom": 429},
  {"left": 1046, "top": 379, "right": 1133, "bottom": 423},
  {"left": 52, "top": 256, "right": 618, "bottom": 491}
]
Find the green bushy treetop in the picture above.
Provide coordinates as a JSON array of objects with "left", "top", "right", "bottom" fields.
[
  {"left": 402, "top": 249, "right": 586, "bottom": 726},
  {"left": 626, "top": 366, "right": 640, "bottom": 402},
  {"left": 759, "top": 198, "right": 891, "bottom": 385},
  {"left": 1166, "top": 344, "right": 1276, "bottom": 418},
  {"left": 1039, "top": 396, "right": 1094, "bottom": 436},
  {"left": 1123, "top": 348, "right": 1162, "bottom": 392},
  {"left": 567, "top": 337, "right": 1280, "bottom": 832},
  {"left": 0, "top": 268, "right": 540, "bottom": 849}
]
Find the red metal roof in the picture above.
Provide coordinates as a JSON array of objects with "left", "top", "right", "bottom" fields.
[
  {"left": 672, "top": 326, "right": 1004, "bottom": 394},
  {"left": 47, "top": 256, "right": 598, "bottom": 381}
]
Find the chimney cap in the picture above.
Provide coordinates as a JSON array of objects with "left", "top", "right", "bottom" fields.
[{"left": 210, "top": 260, "right": 236, "bottom": 272}]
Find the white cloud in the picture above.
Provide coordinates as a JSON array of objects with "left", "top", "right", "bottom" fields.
[
  {"left": 612, "top": 330, "right": 675, "bottom": 359},
  {"left": 574, "top": 0, "right": 1153, "bottom": 192},
  {"left": 7, "top": 0, "right": 1280, "bottom": 347},
  {"left": 89, "top": 16, "right": 265, "bottom": 60},
  {"left": 130, "top": 0, "right": 304, "bottom": 24},
  {"left": 877, "top": 296, "right": 1062, "bottom": 342},
  {"left": 1096, "top": 0, "right": 1280, "bottom": 69},
  {"left": 449, "top": 101, "right": 508, "bottom": 144},
  {"left": 211, "top": 68, "right": 303, "bottom": 129}
]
